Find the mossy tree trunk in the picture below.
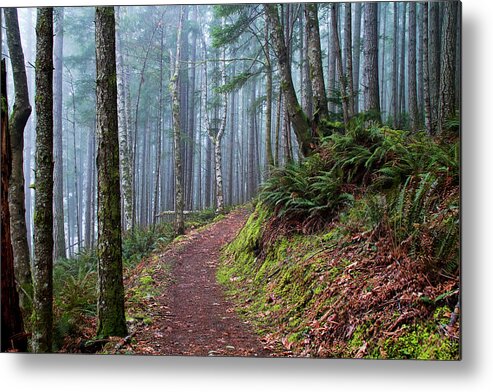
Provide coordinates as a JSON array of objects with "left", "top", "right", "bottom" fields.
[
  {"left": 170, "top": 6, "right": 185, "bottom": 234},
  {"left": 1, "top": 58, "right": 28, "bottom": 353},
  {"left": 32, "top": 7, "right": 54, "bottom": 353},
  {"left": 95, "top": 6, "right": 128, "bottom": 338},
  {"left": 4, "top": 8, "right": 33, "bottom": 315},
  {"left": 264, "top": 4, "right": 313, "bottom": 157},
  {"left": 438, "top": 1, "right": 459, "bottom": 133},
  {"left": 305, "top": 4, "right": 328, "bottom": 124}
]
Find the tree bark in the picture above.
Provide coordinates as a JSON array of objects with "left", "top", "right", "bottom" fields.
[
  {"left": 95, "top": 6, "right": 127, "bottom": 338},
  {"left": 264, "top": 4, "right": 313, "bottom": 156},
  {"left": 344, "top": 2, "right": 355, "bottom": 119},
  {"left": 429, "top": 1, "right": 440, "bottom": 133},
  {"left": 53, "top": 7, "right": 66, "bottom": 259},
  {"left": 4, "top": 8, "right": 33, "bottom": 314},
  {"left": 423, "top": 2, "right": 432, "bottom": 134},
  {"left": 352, "top": 2, "right": 362, "bottom": 114},
  {"left": 330, "top": 3, "right": 351, "bottom": 126},
  {"left": 115, "top": 6, "right": 133, "bottom": 231},
  {"left": 398, "top": 3, "right": 407, "bottom": 127},
  {"left": 408, "top": 2, "right": 419, "bottom": 131},
  {"left": 363, "top": 3, "right": 381, "bottom": 121},
  {"left": 1, "top": 58, "right": 28, "bottom": 353},
  {"left": 305, "top": 3, "right": 328, "bottom": 123},
  {"left": 438, "top": 1, "right": 459, "bottom": 133},
  {"left": 391, "top": 2, "right": 399, "bottom": 128},
  {"left": 170, "top": 7, "right": 185, "bottom": 234},
  {"left": 264, "top": 19, "right": 274, "bottom": 168},
  {"left": 32, "top": 7, "right": 54, "bottom": 353},
  {"left": 152, "top": 24, "right": 165, "bottom": 226}
]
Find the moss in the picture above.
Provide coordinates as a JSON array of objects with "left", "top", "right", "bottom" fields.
[{"left": 380, "top": 323, "right": 459, "bottom": 360}]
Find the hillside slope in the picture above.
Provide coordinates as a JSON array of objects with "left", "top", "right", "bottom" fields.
[{"left": 219, "top": 126, "right": 460, "bottom": 359}]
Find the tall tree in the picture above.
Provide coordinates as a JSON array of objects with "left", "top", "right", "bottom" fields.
[
  {"left": 152, "top": 23, "right": 165, "bottom": 226},
  {"left": 203, "top": 37, "right": 228, "bottom": 212},
  {"left": 330, "top": 3, "right": 351, "bottom": 126},
  {"left": 438, "top": 1, "right": 459, "bottom": 133},
  {"left": 264, "top": 19, "right": 274, "bottom": 168},
  {"left": 94, "top": 6, "right": 127, "bottom": 338},
  {"left": 1, "top": 58, "right": 28, "bottom": 353},
  {"left": 429, "top": 1, "right": 440, "bottom": 133},
  {"left": 264, "top": 4, "right": 313, "bottom": 156},
  {"left": 32, "top": 7, "right": 54, "bottom": 353},
  {"left": 391, "top": 2, "right": 399, "bottom": 128},
  {"left": 352, "top": 2, "right": 362, "bottom": 114},
  {"left": 408, "top": 2, "right": 419, "bottom": 131},
  {"left": 423, "top": 2, "right": 432, "bottom": 134},
  {"left": 305, "top": 3, "right": 328, "bottom": 123},
  {"left": 170, "top": 6, "right": 185, "bottom": 234},
  {"left": 343, "top": 2, "right": 355, "bottom": 118},
  {"left": 115, "top": 6, "right": 133, "bottom": 231},
  {"left": 362, "top": 2, "right": 380, "bottom": 120},
  {"left": 53, "top": 7, "right": 66, "bottom": 259},
  {"left": 4, "top": 8, "right": 33, "bottom": 313},
  {"left": 398, "top": 3, "right": 407, "bottom": 127}
]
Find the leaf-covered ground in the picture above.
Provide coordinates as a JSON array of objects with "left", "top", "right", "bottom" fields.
[{"left": 109, "top": 208, "right": 272, "bottom": 356}]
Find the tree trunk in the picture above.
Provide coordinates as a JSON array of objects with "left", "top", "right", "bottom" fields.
[
  {"left": 264, "top": 20, "right": 274, "bottom": 169},
  {"left": 423, "top": 2, "right": 432, "bottom": 134},
  {"left": 301, "top": 5, "right": 313, "bottom": 120},
  {"left": 264, "top": 4, "right": 313, "bottom": 156},
  {"left": 32, "top": 7, "right": 54, "bottom": 353},
  {"left": 330, "top": 3, "right": 351, "bottom": 127},
  {"left": 170, "top": 7, "right": 185, "bottom": 234},
  {"left": 52, "top": 7, "right": 66, "bottom": 260},
  {"left": 84, "top": 128, "right": 94, "bottom": 250},
  {"left": 391, "top": 2, "right": 399, "bottom": 128},
  {"left": 398, "top": 3, "right": 407, "bottom": 127},
  {"left": 408, "top": 2, "right": 419, "bottom": 131},
  {"left": 363, "top": 3, "right": 381, "bottom": 121},
  {"left": 417, "top": 3, "right": 424, "bottom": 125},
  {"left": 305, "top": 3, "right": 328, "bottom": 123},
  {"left": 95, "top": 6, "right": 127, "bottom": 338},
  {"left": 429, "top": 1, "right": 440, "bottom": 134},
  {"left": 4, "top": 8, "right": 33, "bottom": 314},
  {"left": 438, "top": 1, "right": 459, "bottom": 133},
  {"left": 153, "top": 24, "right": 165, "bottom": 226},
  {"left": 1, "top": 58, "right": 28, "bottom": 353},
  {"left": 352, "top": 2, "right": 362, "bottom": 114},
  {"left": 344, "top": 2, "right": 355, "bottom": 119},
  {"left": 115, "top": 6, "right": 133, "bottom": 231}
]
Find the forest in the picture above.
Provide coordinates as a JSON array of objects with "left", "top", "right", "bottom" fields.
[{"left": 1, "top": 1, "right": 460, "bottom": 359}]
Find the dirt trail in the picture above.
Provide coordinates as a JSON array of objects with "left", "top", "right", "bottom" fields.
[{"left": 131, "top": 208, "right": 270, "bottom": 357}]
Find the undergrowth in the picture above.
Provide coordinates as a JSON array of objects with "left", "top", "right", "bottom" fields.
[{"left": 220, "top": 124, "right": 460, "bottom": 359}]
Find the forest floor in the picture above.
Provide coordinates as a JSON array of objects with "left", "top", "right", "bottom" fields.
[{"left": 117, "top": 208, "right": 272, "bottom": 357}]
